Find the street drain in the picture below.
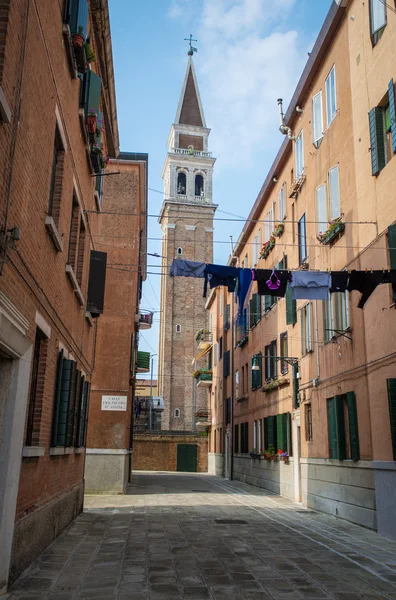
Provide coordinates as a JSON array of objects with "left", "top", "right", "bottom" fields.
[
  {"left": 214, "top": 519, "right": 248, "bottom": 524},
  {"left": 191, "top": 489, "right": 209, "bottom": 492},
  {"left": 295, "top": 510, "right": 315, "bottom": 514}
]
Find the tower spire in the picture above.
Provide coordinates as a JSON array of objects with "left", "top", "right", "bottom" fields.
[
  {"left": 175, "top": 53, "right": 206, "bottom": 128},
  {"left": 184, "top": 34, "right": 198, "bottom": 56}
]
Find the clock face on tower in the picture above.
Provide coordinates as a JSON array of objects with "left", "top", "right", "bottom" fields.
[{"left": 157, "top": 55, "right": 217, "bottom": 432}]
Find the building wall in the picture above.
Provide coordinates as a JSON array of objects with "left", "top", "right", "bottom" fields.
[
  {"left": 133, "top": 434, "right": 208, "bottom": 472},
  {"left": 85, "top": 159, "right": 147, "bottom": 494},
  {"left": 136, "top": 379, "right": 158, "bottom": 397},
  {"left": 0, "top": 0, "right": 124, "bottom": 589},
  {"left": 208, "top": 0, "right": 396, "bottom": 535}
]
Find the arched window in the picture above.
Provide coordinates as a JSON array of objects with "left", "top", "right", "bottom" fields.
[
  {"left": 177, "top": 172, "right": 186, "bottom": 195},
  {"left": 174, "top": 408, "right": 181, "bottom": 418},
  {"left": 177, "top": 247, "right": 182, "bottom": 256},
  {"left": 195, "top": 174, "right": 204, "bottom": 197},
  {"left": 176, "top": 324, "right": 181, "bottom": 333}
]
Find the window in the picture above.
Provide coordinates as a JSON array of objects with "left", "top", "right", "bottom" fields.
[
  {"left": 325, "top": 66, "right": 337, "bottom": 127},
  {"left": 240, "top": 422, "right": 249, "bottom": 453},
  {"left": 278, "top": 183, "right": 286, "bottom": 221},
  {"left": 298, "top": 214, "right": 307, "bottom": 264},
  {"left": 224, "top": 304, "right": 230, "bottom": 330},
  {"left": 264, "top": 341, "right": 277, "bottom": 381},
  {"left": 369, "top": 81, "right": 396, "bottom": 176},
  {"left": 312, "top": 91, "right": 323, "bottom": 144},
  {"left": 263, "top": 293, "right": 276, "bottom": 314},
  {"left": 48, "top": 125, "right": 65, "bottom": 227},
  {"left": 370, "top": 0, "right": 386, "bottom": 44},
  {"left": 51, "top": 351, "right": 90, "bottom": 448},
  {"left": 235, "top": 370, "right": 239, "bottom": 397},
  {"left": 301, "top": 303, "right": 312, "bottom": 355},
  {"left": 305, "top": 404, "right": 313, "bottom": 442},
  {"left": 316, "top": 184, "right": 327, "bottom": 236},
  {"left": 387, "top": 379, "right": 396, "bottom": 460},
  {"left": 263, "top": 416, "right": 277, "bottom": 451},
  {"left": 234, "top": 424, "right": 239, "bottom": 453},
  {"left": 257, "top": 419, "right": 262, "bottom": 453},
  {"left": 251, "top": 352, "right": 262, "bottom": 390},
  {"left": 286, "top": 286, "right": 297, "bottom": 326},
  {"left": 324, "top": 292, "right": 349, "bottom": 343},
  {"left": 195, "top": 174, "right": 204, "bottom": 197},
  {"left": 68, "top": 195, "right": 86, "bottom": 288},
  {"left": 295, "top": 130, "right": 304, "bottom": 178},
  {"left": 280, "top": 332, "right": 288, "bottom": 375},
  {"left": 249, "top": 293, "right": 261, "bottom": 328},
  {"left": 276, "top": 413, "right": 291, "bottom": 453},
  {"left": 327, "top": 393, "right": 360, "bottom": 460},
  {"left": 219, "top": 337, "right": 223, "bottom": 360},
  {"left": 174, "top": 408, "right": 180, "bottom": 418},
  {"left": 176, "top": 324, "right": 181, "bottom": 333},
  {"left": 177, "top": 247, "right": 182, "bottom": 255},
  {"left": 264, "top": 205, "right": 274, "bottom": 242},
  {"left": 25, "top": 328, "right": 48, "bottom": 446},
  {"left": 224, "top": 350, "right": 230, "bottom": 378},
  {"left": 328, "top": 165, "right": 340, "bottom": 220},
  {"left": 253, "top": 420, "right": 257, "bottom": 450},
  {"left": 177, "top": 172, "right": 186, "bottom": 194}
]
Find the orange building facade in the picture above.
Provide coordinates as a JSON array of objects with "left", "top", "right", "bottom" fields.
[{"left": 206, "top": 0, "right": 396, "bottom": 540}]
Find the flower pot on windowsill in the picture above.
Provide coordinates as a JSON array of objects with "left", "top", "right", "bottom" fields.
[
  {"left": 86, "top": 114, "right": 97, "bottom": 133},
  {"left": 317, "top": 221, "right": 345, "bottom": 246}
]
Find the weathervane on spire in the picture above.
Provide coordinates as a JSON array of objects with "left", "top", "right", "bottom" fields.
[{"left": 184, "top": 34, "right": 198, "bottom": 56}]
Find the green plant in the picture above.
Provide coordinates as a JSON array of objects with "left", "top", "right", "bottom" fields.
[
  {"left": 77, "top": 25, "right": 84, "bottom": 35},
  {"left": 263, "top": 444, "right": 276, "bottom": 459},
  {"left": 193, "top": 368, "right": 212, "bottom": 379},
  {"left": 273, "top": 222, "right": 285, "bottom": 238},
  {"left": 84, "top": 42, "right": 96, "bottom": 63}
]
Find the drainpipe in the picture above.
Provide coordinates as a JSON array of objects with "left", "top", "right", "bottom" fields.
[
  {"left": 193, "top": 359, "right": 197, "bottom": 433},
  {"left": 314, "top": 300, "right": 320, "bottom": 383},
  {"left": 230, "top": 296, "right": 235, "bottom": 480},
  {"left": 277, "top": 98, "right": 296, "bottom": 141}
]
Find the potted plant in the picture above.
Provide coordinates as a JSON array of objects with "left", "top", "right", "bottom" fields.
[
  {"left": 263, "top": 444, "right": 276, "bottom": 460},
  {"left": 273, "top": 222, "right": 285, "bottom": 238},
  {"left": 188, "top": 145, "right": 194, "bottom": 155},
  {"left": 84, "top": 42, "right": 96, "bottom": 63},
  {"left": 260, "top": 236, "right": 276, "bottom": 259},
  {"left": 277, "top": 449, "right": 289, "bottom": 463},
  {"left": 249, "top": 448, "right": 260, "bottom": 458},
  {"left": 86, "top": 109, "right": 97, "bottom": 134},
  {"left": 72, "top": 25, "right": 85, "bottom": 48},
  {"left": 317, "top": 217, "right": 345, "bottom": 245}
]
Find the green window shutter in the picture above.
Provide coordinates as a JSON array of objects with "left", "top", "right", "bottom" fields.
[
  {"left": 66, "top": 362, "right": 78, "bottom": 447},
  {"left": 267, "top": 416, "right": 275, "bottom": 447},
  {"left": 368, "top": 107, "right": 386, "bottom": 175},
  {"left": 292, "top": 363, "right": 299, "bottom": 409},
  {"left": 55, "top": 359, "right": 74, "bottom": 446},
  {"left": 285, "top": 412, "right": 292, "bottom": 455},
  {"left": 346, "top": 391, "right": 360, "bottom": 461},
  {"left": 335, "top": 395, "right": 346, "bottom": 460},
  {"left": 257, "top": 352, "right": 262, "bottom": 388},
  {"left": 276, "top": 414, "right": 284, "bottom": 452},
  {"left": 84, "top": 70, "right": 102, "bottom": 117},
  {"left": 263, "top": 418, "right": 268, "bottom": 449},
  {"left": 51, "top": 350, "right": 64, "bottom": 446},
  {"left": 249, "top": 298, "right": 254, "bottom": 329},
  {"left": 388, "top": 79, "right": 396, "bottom": 154},
  {"left": 388, "top": 225, "right": 396, "bottom": 270},
  {"left": 327, "top": 398, "right": 338, "bottom": 459},
  {"left": 255, "top": 294, "right": 261, "bottom": 322},
  {"left": 387, "top": 379, "right": 396, "bottom": 460},
  {"left": 68, "top": 0, "right": 89, "bottom": 37},
  {"left": 72, "top": 372, "right": 82, "bottom": 447},
  {"left": 286, "top": 286, "right": 297, "bottom": 325}
]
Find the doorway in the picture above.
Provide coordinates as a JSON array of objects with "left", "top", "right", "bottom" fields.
[
  {"left": 176, "top": 444, "right": 197, "bottom": 472},
  {"left": 225, "top": 432, "right": 231, "bottom": 479}
]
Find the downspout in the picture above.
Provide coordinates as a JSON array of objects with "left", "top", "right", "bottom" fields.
[
  {"left": 314, "top": 300, "right": 320, "bottom": 383},
  {"left": 230, "top": 295, "right": 235, "bottom": 480},
  {"left": 277, "top": 98, "right": 296, "bottom": 141}
]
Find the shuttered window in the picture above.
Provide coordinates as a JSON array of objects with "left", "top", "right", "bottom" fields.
[
  {"left": 285, "top": 286, "right": 297, "bottom": 325},
  {"left": 249, "top": 293, "right": 260, "bottom": 328},
  {"left": 224, "top": 304, "right": 230, "bottom": 330},
  {"left": 87, "top": 250, "right": 107, "bottom": 317},
  {"left": 388, "top": 80, "right": 396, "bottom": 154},
  {"left": 369, "top": 107, "right": 387, "bottom": 175},
  {"left": 51, "top": 351, "right": 90, "bottom": 448},
  {"left": 251, "top": 353, "right": 262, "bottom": 390},
  {"left": 264, "top": 416, "right": 277, "bottom": 450},
  {"left": 223, "top": 350, "right": 230, "bottom": 378},
  {"left": 327, "top": 394, "right": 360, "bottom": 460},
  {"left": 387, "top": 379, "right": 396, "bottom": 460},
  {"left": 276, "top": 413, "right": 291, "bottom": 454},
  {"left": 347, "top": 392, "right": 360, "bottom": 461},
  {"left": 264, "top": 341, "right": 277, "bottom": 381},
  {"left": 81, "top": 70, "right": 102, "bottom": 117},
  {"left": 64, "top": 0, "right": 89, "bottom": 37},
  {"left": 234, "top": 424, "right": 239, "bottom": 453},
  {"left": 240, "top": 422, "right": 249, "bottom": 453}
]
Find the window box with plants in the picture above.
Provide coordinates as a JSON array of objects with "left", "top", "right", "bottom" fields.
[
  {"left": 262, "top": 445, "right": 277, "bottom": 460},
  {"left": 90, "top": 144, "right": 110, "bottom": 175},
  {"left": 317, "top": 218, "right": 345, "bottom": 246},
  {"left": 260, "top": 236, "right": 276, "bottom": 260},
  {"left": 262, "top": 377, "right": 290, "bottom": 393},
  {"left": 237, "top": 335, "right": 248, "bottom": 348},
  {"left": 193, "top": 369, "right": 212, "bottom": 387},
  {"left": 277, "top": 449, "right": 289, "bottom": 463},
  {"left": 273, "top": 222, "right": 285, "bottom": 238}
]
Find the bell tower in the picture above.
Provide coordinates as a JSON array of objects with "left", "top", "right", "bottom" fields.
[{"left": 158, "top": 53, "right": 217, "bottom": 431}]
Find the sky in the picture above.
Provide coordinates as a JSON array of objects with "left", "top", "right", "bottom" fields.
[{"left": 108, "top": 0, "right": 333, "bottom": 379}]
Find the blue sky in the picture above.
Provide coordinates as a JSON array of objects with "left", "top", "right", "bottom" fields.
[{"left": 108, "top": 0, "right": 333, "bottom": 378}]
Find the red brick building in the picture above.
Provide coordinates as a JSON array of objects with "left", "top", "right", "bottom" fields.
[{"left": 0, "top": 0, "right": 147, "bottom": 591}]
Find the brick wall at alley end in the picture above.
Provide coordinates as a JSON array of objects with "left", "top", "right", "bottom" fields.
[{"left": 133, "top": 434, "right": 208, "bottom": 472}]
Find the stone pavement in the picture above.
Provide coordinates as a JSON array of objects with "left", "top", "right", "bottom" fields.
[{"left": 6, "top": 472, "right": 396, "bottom": 600}]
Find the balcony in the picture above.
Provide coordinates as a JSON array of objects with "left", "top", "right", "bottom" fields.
[
  {"left": 193, "top": 369, "right": 213, "bottom": 387},
  {"left": 137, "top": 311, "right": 153, "bottom": 330},
  {"left": 195, "top": 330, "right": 212, "bottom": 350},
  {"left": 171, "top": 148, "right": 212, "bottom": 158},
  {"left": 195, "top": 409, "right": 212, "bottom": 426},
  {"left": 136, "top": 351, "right": 150, "bottom": 373}
]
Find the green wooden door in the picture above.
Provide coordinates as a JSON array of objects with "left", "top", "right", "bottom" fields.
[{"left": 177, "top": 444, "right": 197, "bottom": 472}]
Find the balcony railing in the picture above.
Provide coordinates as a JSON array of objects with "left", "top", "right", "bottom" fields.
[
  {"left": 176, "top": 193, "right": 211, "bottom": 205},
  {"left": 138, "top": 311, "right": 153, "bottom": 329},
  {"left": 195, "top": 330, "right": 212, "bottom": 350},
  {"left": 171, "top": 148, "right": 212, "bottom": 158},
  {"left": 136, "top": 351, "right": 150, "bottom": 373}
]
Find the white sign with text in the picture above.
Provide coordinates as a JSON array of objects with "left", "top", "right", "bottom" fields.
[{"left": 101, "top": 395, "right": 128, "bottom": 411}]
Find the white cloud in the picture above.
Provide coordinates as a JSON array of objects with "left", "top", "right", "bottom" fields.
[{"left": 169, "top": 0, "right": 309, "bottom": 169}]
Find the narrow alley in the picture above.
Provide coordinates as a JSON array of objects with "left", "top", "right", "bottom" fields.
[{"left": 7, "top": 472, "right": 396, "bottom": 600}]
